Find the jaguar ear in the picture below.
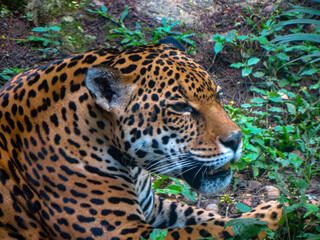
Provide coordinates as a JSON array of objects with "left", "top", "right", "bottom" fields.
[
  {"left": 159, "top": 37, "right": 185, "bottom": 51},
  {"left": 85, "top": 65, "right": 134, "bottom": 111}
]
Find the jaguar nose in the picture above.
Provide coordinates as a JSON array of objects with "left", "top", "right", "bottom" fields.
[{"left": 219, "top": 131, "right": 243, "bottom": 152}]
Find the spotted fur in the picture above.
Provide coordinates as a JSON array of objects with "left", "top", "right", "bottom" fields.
[{"left": 0, "top": 40, "right": 286, "bottom": 239}]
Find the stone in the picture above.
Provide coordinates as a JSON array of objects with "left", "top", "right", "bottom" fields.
[
  {"left": 265, "top": 186, "right": 280, "bottom": 200},
  {"left": 205, "top": 203, "right": 219, "bottom": 212}
]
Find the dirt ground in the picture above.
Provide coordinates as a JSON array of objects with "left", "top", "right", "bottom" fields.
[{"left": 0, "top": 0, "right": 319, "bottom": 214}]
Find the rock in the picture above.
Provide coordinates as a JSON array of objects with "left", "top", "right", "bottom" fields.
[
  {"left": 206, "top": 203, "right": 219, "bottom": 212},
  {"left": 136, "top": 0, "right": 281, "bottom": 28},
  {"left": 265, "top": 186, "right": 280, "bottom": 200},
  {"left": 242, "top": 194, "right": 252, "bottom": 207},
  {"left": 263, "top": 5, "right": 276, "bottom": 12}
]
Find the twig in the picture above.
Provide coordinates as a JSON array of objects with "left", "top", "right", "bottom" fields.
[
  {"left": 197, "top": 194, "right": 202, "bottom": 208},
  {"left": 1, "top": 37, "right": 29, "bottom": 42}
]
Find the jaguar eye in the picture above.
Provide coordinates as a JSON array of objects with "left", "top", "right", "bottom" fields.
[{"left": 168, "top": 102, "right": 192, "bottom": 113}]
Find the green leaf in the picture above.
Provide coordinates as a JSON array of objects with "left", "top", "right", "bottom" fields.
[
  {"left": 269, "top": 107, "right": 283, "bottom": 112},
  {"left": 247, "top": 58, "right": 260, "bottom": 66},
  {"left": 251, "top": 97, "right": 267, "bottom": 104},
  {"left": 279, "top": 79, "right": 289, "bottom": 87},
  {"left": 32, "top": 27, "right": 48, "bottom": 32},
  {"left": 152, "top": 175, "right": 168, "bottom": 190},
  {"left": 271, "top": 34, "right": 320, "bottom": 44},
  {"left": 253, "top": 71, "right": 265, "bottom": 78},
  {"left": 242, "top": 68, "right": 252, "bottom": 77},
  {"left": 286, "top": 103, "right": 297, "bottom": 115},
  {"left": 241, "top": 103, "right": 251, "bottom": 108},
  {"left": 288, "top": 153, "right": 303, "bottom": 169},
  {"left": 275, "top": 19, "right": 320, "bottom": 29},
  {"left": 296, "top": 178, "right": 309, "bottom": 190},
  {"left": 171, "top": 178, "right": 196, "bottom": 201},
  {"left": 120, "top": 6, "right": 129, "bottom": 23},
  {"left": 135, "top": 21, "right": 141, "bottom": 33},
  {"left": 245, "top": 154, "right": 259, "bottom": 160},
  {"left": 303, "top": 233, "right": 320, "bottom": 240},
  {"left": 249, "top": 86, "right": 266, "bottom": 95},
  {"left": 283, "top": 7, "right": 320, "bottom": 16},
  {"left": 267, "top": 92, "right": 282, "bottom": 103},
  {"left": 49, "top": 26, "right": 61, "bottom": 32},
  {"left": 253, "top": 167, "right": 259, "bottom": 177},
  {"left": 212, "top": 33, "right": 224, "bottom": 42},
  {"left": 161, "top": 17, "right": 168, "bottom": 27},
  {"left": 238, "top": 35, "right": 249, "bottom": 40},
  {"left": 285, "top": 203, "right": 303, "bottom": 213},
  {"left": 225, "top": 218, "right": 268, "bottom": 228},
  {"left": 276, "top": 53, "right": 290, "bottom": 61},
  {"left": 230, "top": 62, "right": 245, "bottom": 68},
  {"left": 225, "top": 218, "right": 268, "bottom": 239},
  {"left": 149, "top": 229, "right": 168, "bottom": 240},
  {"left": 214, "top": 41, "right": 224, "bottom": 54},
  {"left": 304, "top": 204, "right": 319, "bottom": 213},
  {"left": 301, "top": 69, "right": 317, "bottom": 76},
  {"left": 236, "top": 202, "right": 251, "bottom": 213},
  {"left": 310, "top": 83, "right": 320, "bottom": 89},
  {"left": 258, "top": 36, "right": 268, "bottom": 44},
  {"left": 226, "top": 30, "right": 237, "bottom": 42},
  {"left": 100, "top": 5, "right": 108, "bottom": 14}
]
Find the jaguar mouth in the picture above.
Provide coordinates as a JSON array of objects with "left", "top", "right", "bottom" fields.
[
  {"left": 206, "top": 162, "right": 230, "bottom": 176},
  {"left": 181, "top": 162, "right": 232, "bottom": 194}
]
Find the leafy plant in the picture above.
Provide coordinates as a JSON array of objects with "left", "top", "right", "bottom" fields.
[
  {"left": 154, "top": 176, "right": 197, "bottom": 202},
  {"left": 87, "top": 5, "right": 197, "bottom": 52},
  {"left": 28, "top": 25, "right": 62, "bottom": 59},
  {"left": 269, "top": 4, "right": 320, "bottom": 70},
  {"left": 230, "top": 57, "right": 260, "bottom": 77},
  {"left": 214, "top": 2, "right": 320, "bottom": 238},
  {"left": 212, "top": 30, "right": 238, "bottom": 55},
  {"left": 225, "top": 218, "right": 268, "bottom": 240},
  {"left": 0, "top": 67, "right": 26, "bottom": 86},
  {"left": 0, "top": 4, "right": 11, "bottom": 18},
  {"left": 236, "top": 202, "right": 251, "bottom": 213},
  {"left": 140, "top": 229, "right": 168, "bottom": 240}
]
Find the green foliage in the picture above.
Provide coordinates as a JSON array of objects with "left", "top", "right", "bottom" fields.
[
  {"left": 216, "top": 1, "right": 320, "bottom": 239},
  {"left": 0, "top": 67, "right": 26, "bottom": 86},
  {"left": 87, "top": 5, "right": 128, "bottom": 28},
  {"left": 28, "top": 25, "right": 62, "bottom": 59},
  {"left": 87, "top": 5, "right": 197, "bottom": 52},
  {"left": 225, "top": 218, "right": 268, "bottom": 240},
  {"left": 230, "top": 57, "right": 260, "bottom": 77},
  {"left": 58, "top": 16, "right": 97, "bottom": 53},
  {"left": 149, "top": 229, "right": 168, "bottom": 240},
  {"left": 270, "top": 4, "right": 320, "bottom": 67},
  {"left": 154, "top": 176, "right": 197, "bottom": 202},
  {"left": 236, "top": 202, "right": 251, "bottom": 213},
  {"left": 212, "top": 30, "right": 238, "bottom": 54},
  {"left": 0, "top": 4, "right": 11, "bottom": 18},
  {"left": 140, "top": 229, "right": 168, "bottom": 240}
]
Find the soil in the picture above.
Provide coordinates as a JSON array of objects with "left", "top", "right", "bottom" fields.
[{"left": 0, "top": 0, "right": 319, "bottom": 215}]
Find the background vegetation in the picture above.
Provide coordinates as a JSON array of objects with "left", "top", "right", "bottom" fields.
[{"left": 0, "top": 0, "right": 319, "bottom": 239}]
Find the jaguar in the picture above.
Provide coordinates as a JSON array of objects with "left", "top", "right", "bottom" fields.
[{"left": 0, "top": 38, "right": 289, "bottom": 239}]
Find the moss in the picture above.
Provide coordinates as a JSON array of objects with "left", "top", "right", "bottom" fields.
[
  {"left": 58, "top": 16, "right": 97, "bottom": 53},
  {"left": 26, "top": 0, "right": 78, "bottom": 25}
]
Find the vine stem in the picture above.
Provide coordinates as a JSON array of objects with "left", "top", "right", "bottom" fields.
[{"left": 1, "top": 37, "right": 28, "bottom": 42}]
